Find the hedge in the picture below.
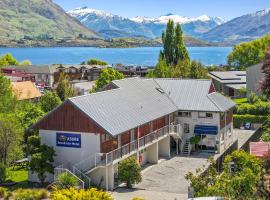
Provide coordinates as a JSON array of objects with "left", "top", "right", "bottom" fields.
[
  {"left": 233, "top": 114, "right": 268, "bottom": 128},
  {"left": 236, "top": 101, "right": 270, "bottom": 115}
]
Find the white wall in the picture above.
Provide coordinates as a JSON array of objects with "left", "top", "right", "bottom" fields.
[
  {"left": 175, "top": 111, "right": 220, "bottom": 140},
  {"left": 158, "top": 135, "right": 170, "bottom": 158},
  {"left": 40, "top": 130, "right": 100, "bottom": 167}
]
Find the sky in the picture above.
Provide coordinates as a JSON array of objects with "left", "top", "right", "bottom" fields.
[{"left": 53, "top": 0, "right": 270, "bottom": 20}]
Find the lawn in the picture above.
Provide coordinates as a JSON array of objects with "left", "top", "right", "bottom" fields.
[
  {"left": 4, "top": 167, "right": 35, "bottom": 191},
  {"left": 233, "top": 98, "right": 248, "bottom": 105}
]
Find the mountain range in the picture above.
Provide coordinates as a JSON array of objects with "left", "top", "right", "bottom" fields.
[
  {"left": 202, "top": 8, "right": 270, "bottom": 44},
  {"left": 68, "top": 7, "right": 224, "bottom": 39}
]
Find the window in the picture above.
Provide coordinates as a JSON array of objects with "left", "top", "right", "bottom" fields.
[
  {"left": 184, "top": 123, "right": 190, "bottom": 133},
  {"left": 198, "top": 112, "right": 213, "bottom": 118},
  {"left": 178, "top": 111, "right": 191, "bottom": 118},
  {"left": 101, "top": 134, "right": 112, "bottom": 143}
]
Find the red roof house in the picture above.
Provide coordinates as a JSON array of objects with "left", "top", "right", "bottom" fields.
[{"left": 250, "top": 142, "right": 270, "bottom": 157}]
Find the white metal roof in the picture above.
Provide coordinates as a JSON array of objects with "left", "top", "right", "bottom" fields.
[
  {"left": 208, "top": 71, "right": 246, "bottom": 84},
  {"left": 69, "top": 78, "right": 177, "bottom": 136}
]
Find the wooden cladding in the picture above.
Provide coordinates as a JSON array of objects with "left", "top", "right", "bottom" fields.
[
  {"left": 220, "top": 109, "right": 233, "bottom": 129},
  {"left": 33, "top": 101, "right": 107, "bottom": 134}
]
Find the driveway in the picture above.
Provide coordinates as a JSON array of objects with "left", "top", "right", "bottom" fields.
[{"left": 112, "top": 155, "right": 210, "bottom": 200}]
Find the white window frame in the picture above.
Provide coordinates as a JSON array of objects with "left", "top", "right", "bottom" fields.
[
  {"left": 184, "top": 123, "right": 190, "bottom": 134},
  {"left": 178, "top": 111, "right": 191, "bottom": 118},
  {"left": 198, "top": 112, "right": 213, "bottom": 119}
]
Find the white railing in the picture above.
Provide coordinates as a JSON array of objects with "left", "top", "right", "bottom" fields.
[
  {"left": 54, "top": 165, "right": 85, "bottom": 189},
  {"left": 74, "top": 153, "right": 105, "bottom": 173},
  {"left": 105, "top": 124, "right": 172, "bottom": 165},
  {"left": 73, "top": 166, "right": 91, "bottom": 188}
]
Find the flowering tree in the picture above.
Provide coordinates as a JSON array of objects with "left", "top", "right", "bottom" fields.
[{"left": 260, "top": 48, "right": 270, "bottom": 98}]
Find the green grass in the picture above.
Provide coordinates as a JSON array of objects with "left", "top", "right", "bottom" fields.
[
  {"left": 233, "top": 98, "right": 248, "bottom": 105},
  {"left": 4, "top": 167, "right": 36, "bottom": 191}
]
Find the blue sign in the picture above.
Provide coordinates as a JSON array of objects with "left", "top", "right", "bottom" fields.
[{"left": 56, "top": 132, "right": 81, "bottom": 148}]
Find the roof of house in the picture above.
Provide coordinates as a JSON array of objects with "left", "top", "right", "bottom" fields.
[
  {"left": 250, "top": 142, "right": 269, "bottom": 157},
  {"left": 12, "top": 81, "right": 42, "bottom": 100},
  {"left": 69, "top": 78, "right": 177, "bottom": 136},
  {"left": 6, "top": 65, "right": 56, "bottom": 74},
  {"left": 208, "top": 71, "right": 246, "bottom": 84},
  {"left": 227, "top": 84, "right": 246, "bottom": 90},
  {"left": 155, "top": 79, "right": 235, "bottom": 112}
]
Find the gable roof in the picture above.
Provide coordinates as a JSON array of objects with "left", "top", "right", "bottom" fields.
[
  {"left": 34, "top": 77, "right": 235, "bottom": 137},
  {"left": 6, "top": 65, "right": 56, "bottom": 74},
  {"left": 155, "top": 78, "right": 235, "bottom": 112},
  {"left": 12, "top": 81, "right": 42, "bottom": 100},
  {"left": 69, "top": 78, "right": 177, "bottom": 136}
]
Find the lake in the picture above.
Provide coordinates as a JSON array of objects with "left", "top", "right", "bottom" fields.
[{"left": 0, "top": 47, "right": 232, "bottom": 66}]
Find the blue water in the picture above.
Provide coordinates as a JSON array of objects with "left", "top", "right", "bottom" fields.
[{"left": 0, "top": 47, "right": 232, "bottom": 66}]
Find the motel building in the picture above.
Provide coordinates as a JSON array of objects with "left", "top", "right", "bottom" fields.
[{"left": 30, "top": 78, "right": 236, "bottom": 190}]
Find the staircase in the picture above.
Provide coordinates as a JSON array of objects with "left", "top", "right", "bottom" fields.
[{"left": 182, "top": 140, "right": 191, "bottom": 156}]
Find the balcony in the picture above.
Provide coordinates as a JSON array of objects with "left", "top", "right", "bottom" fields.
[{"left": 74, "top": 124, "right": 182, "bottom": 174}]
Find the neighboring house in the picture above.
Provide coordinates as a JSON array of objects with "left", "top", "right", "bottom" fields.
[
  {"left": 72, "top": 80, "right": 96, "bottom": 95},
  {"left": 2, "top": 68, "right": 34, "bottom": 82},
  {"left": 4, "top": 65, "right": 55, "bottom": 89},
  {"left": 208, "top": 71, "right": 246, "bottom": 98},
  {"left": 30, "top": 78, "right": 235, "bottom": 190},
  {"left": 250, "top": 142, "right": 269, "bottom": 157},
  {"left": 54, "top": 65, "right": 110, "bottom": 82},
  {"left": 246, "top": 63, "right": 264, "bottom": 98},
  {"left": 12, "top": 81, "right": 42, "bottom": 101}
]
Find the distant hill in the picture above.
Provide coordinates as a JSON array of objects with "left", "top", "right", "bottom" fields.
[
  {"left": 202, "top": 8, "right": 270, "bottom": 44},
  {"left": 0, "top": 0, "right": 100, "bottom": 41},
  {"left": 68, "top": 7, "right": 224, "bottom": 39}
]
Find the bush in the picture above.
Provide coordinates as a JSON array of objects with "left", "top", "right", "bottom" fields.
[
  {"left": 87, "top": 59, "right": 108, "bottom": 66},
  {"left": 51, "top": 187, "right": 113, "bottom": 200},
  {"left": 118, "top": 156, "right": 142, "bottom": 188},
  {"left": 56, "top": 172, "right": 78, "bottom": 189},
  {"left": 236, "top": 100, "right": 270, "bottom": 115},
  {"left": 234, "top": 114, "right": 267, "bottom": 128},
  {"left": 0, "top": 187, "right": 6, "bottom": 198},
  {"left": 132, "top": 198, "right": 145, "bottom": 200},
  {"left": 0, "top": 163, "right": 6, "bottom": 183},
  {"left": 13, "top": 189, "right": 49, "bottom": 200}
]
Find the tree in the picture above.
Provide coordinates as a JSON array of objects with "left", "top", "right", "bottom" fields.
[
  {"left": 260, "top": 48, "right": 270, "bottom": 98},
  {"left": 86, "top": 59, "right": 108, "bottom": 66},
  {"left": 227, "top": 35, "right": 270, "bottom": 69},
  {"left": 40, "top": 91, "right": 62, "bottom": 113},
  {"left": 0, "top": 74, "right": 17, "bottom": 113},
  {"left": 91, "top": 68, "right": 124, "bottom": 92},
  {"left": 161, "top": 20, "right": 190, "bottom": 66},
  {"left": 0, "top": 53, "right": 19, "bottom": 67},
  {"left": 186, "top": 150, "right": 262, "bottom": 199},
  {"left": 190, "top": 61, "right": 208, "bottom": 79},
  {"left": 56, "top": 72, "right": 74, "bottom": 101},
  {"left": 28, "top": 136, "right": 55, "bottom": 185},
  {"left": 19, "top": 60, "right": 32, "bottom": 66},
  {"left": 0, "top": 114, "right": 22, "bottom": 165},
  {"left": 118, "top": 157, "right": 142, "bottom": 188},
  {"left": 147, "top": 56, "right": 171, "bottom": 78}
]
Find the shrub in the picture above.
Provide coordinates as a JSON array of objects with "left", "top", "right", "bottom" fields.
[
  {"left": 56, "top": 172, "right": 78, "bottom": 189},
  {"left": 0, "top": 163, "right": 6, "bottom": 183},
  {"left": 118, "top": 156, "right": 142, "bottom": 188},
  {"left": 132, "top": 198, "right": 145, "bottom": 200},
  {"left": 51, "top": 187, "right": 113, "bottom": 200},
  {"left": 236, "top": 100, "right": 270, "bottom": 115},
  {"left": 233, "top": 114, "right": 267, "bottom": 128},
  {"left": 0, "top": 187, "right": 6, "bottom": 198},
  {"left": 13, "top": 189, "right": 49, "bottom": 200}
]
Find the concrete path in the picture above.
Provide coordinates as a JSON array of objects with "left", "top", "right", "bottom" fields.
[{"left": 112, "top": 155, "right": 210, "bottom": 200}]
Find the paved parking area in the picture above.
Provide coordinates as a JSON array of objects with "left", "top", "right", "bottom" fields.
[{"left": 112, "top": 155, "right": 210, "bottom": 200}]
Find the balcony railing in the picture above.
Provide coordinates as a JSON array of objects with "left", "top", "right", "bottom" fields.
[{"left": 74, "top": 124, "right": 181, "bottom": 174}]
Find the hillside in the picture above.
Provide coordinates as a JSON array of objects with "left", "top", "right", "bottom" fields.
[
  {"left": 0, "top": 0, "right": 100, "bottom": 41},
  {"left": 202, "top": 8, "right": 270, "bottom": 44}
]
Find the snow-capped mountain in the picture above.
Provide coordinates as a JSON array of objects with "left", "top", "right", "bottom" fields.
[
  {"left": 68, "top": 7, "right": 225, "bottom": 39},
  {"left": 202, "top": 8, "right": 270, "bottom": 44}
]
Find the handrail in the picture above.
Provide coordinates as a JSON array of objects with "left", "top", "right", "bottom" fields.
[
  {"left": 73, "top": 166, "right": 91, "bottom": 188},
  {"left": 54, "top": 167, "right": 85, "bottom": 189},
  {"left": 74, "top": 153, "right": 105, "bottom": 173}
]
